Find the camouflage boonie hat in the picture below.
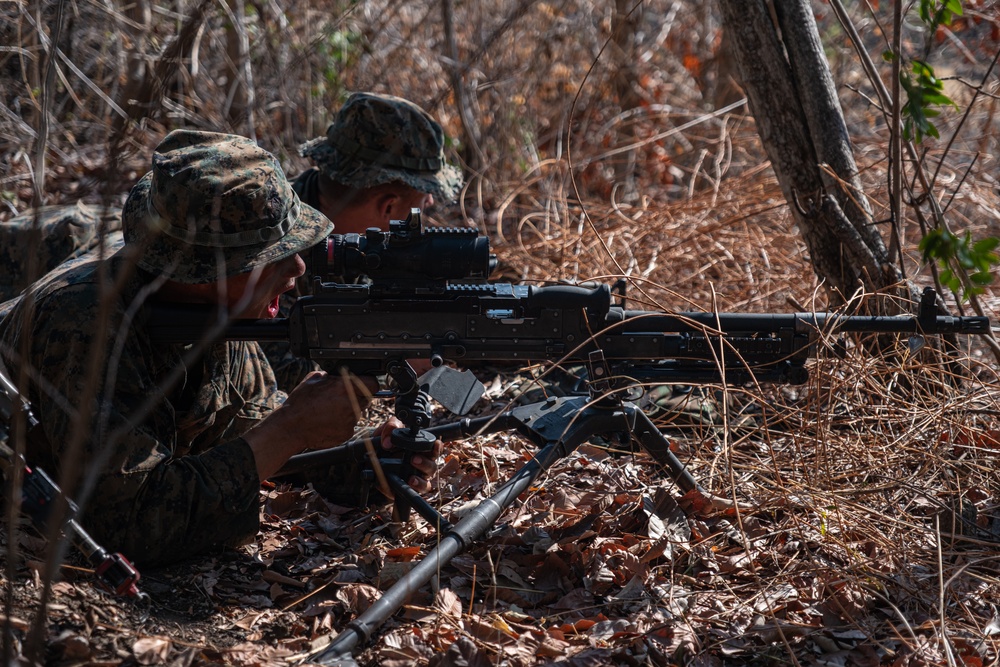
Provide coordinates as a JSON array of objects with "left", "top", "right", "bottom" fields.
[
  {"left": 299, "top": 92, "right": 463, "bottom": 203},
  {"left": 122, "top": 130, "right": 333, "bottom": 284}
]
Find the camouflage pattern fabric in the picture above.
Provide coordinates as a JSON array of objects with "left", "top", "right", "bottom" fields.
[
  {"left": 0, "top": 231, "right": 126, "bottom": 322},
  {"left": 299, "top": 92, "right": 463, "bottom": 203},
  {"left": 0, "top": 202, "right": 123, "bottom": 302},
  {"left": 640, "top": 384, "right": 721, "bottom": 427},
  {"left": 122, "top": 130, "right": 332, "bottom": 284},
  {"left": 0, "top": 130, "right": 340, "bottom": 565},
  {"left": 0, "top": 252, "right": 279, "bottom": 565}
]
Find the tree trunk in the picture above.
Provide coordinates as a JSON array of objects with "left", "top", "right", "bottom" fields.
[
  {"left": 716, "top": 0, "right": 905, "bottom": 307},
  {"left": 110, "top": 0, "right": 151, "bottom": 139},
  {"left": 441, "top": 0, "right": 484, "bottom": 176},
  {"left": 109, "top": 1, "right": 211, "bottom": 146}
]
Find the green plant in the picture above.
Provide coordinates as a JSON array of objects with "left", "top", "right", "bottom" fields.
[
  {"left": 919, "top": 228, "right": 998, "bottom": 300},
  {"left": 313, "top": 27, "right": 363, "bottom": 99},
  {"left": 897, "top": 58, "right": 957, "bottom": 142},
  {"left": 894, "top": 0, "right": 999, "bottom": 301},
  {"left": 893, "top": 0, "right": 963, "bottom": 141},
  {"left": 918, "top": 0, "right": 962, "bottom": 29}
]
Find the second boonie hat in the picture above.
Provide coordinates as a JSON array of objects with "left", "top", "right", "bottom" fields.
[{"left": 299, "top": 92, "right": 463, "bottom": 203}]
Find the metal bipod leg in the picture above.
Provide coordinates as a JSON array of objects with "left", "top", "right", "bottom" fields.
[
  {"left": 500, "top": 395, "right": 704, "bottom": 495},
  {"left": 384, "top": 473, "right": 454, "bottom": 534},
  {"left": 305, "top": 394, "right": 713, "bottom": 665}
]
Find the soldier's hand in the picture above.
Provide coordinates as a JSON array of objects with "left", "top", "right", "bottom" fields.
[
  {"left": 247, "top": 370, "right": 378, "bottom": 480},
  {"left": 373, "top": 417, "right": 443, "bottom": 493},
  {"left": 285, "top": 370, "right": 378, "bottom": 445}
]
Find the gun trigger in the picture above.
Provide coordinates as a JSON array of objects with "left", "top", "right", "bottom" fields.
[{"left": 908, "top": 334, "right": 926, "bottom": 355}]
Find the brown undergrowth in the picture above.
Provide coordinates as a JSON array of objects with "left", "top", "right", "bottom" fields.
[{"left": 2, "top": 0, "right": 999, "bottom": 665}]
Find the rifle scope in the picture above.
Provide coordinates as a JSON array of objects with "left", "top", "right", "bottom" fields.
[{"left": 309, "top": 208, "right": 495, "bottom": 283}]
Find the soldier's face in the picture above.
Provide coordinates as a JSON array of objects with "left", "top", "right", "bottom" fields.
[
  {"left": 332, "top": 187, "right": 436, "bottom": 236},
  {"left": 224, "top": 253, "right": 306, "bottom": 318}
]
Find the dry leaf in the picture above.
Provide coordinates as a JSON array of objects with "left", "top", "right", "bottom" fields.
[
  {"left": 336, "top": 583, "right": 381, "bottom": 614},
  {"left": 435, "top": 587, "right": 463, "bottom": 618},
  {"left": 133, "top": 636, "right": 172, "bottom": 665},
  {"left": 55, "top": 632, "right": 90, "bottom": 660},
  {"left": 386, "top": 546, "right": 422, "bottom": 561}
]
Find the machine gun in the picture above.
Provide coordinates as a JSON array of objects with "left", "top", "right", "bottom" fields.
[
  {"left": 147, "top": 210, "right": 988, "bottom": 665},
  {"left": 150, "top": 210, "right": 986, "bottom": 387}
]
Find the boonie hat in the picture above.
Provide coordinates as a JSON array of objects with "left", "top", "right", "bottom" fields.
[
  {"left": 122, "top": 130, "right": 333, "bottom": 284},
  {"left": 299, "top": 92, "right": 463, "bottom": 203}
]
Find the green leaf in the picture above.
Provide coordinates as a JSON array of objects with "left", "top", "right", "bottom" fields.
[
  {"left": 921, "top": 224, "right": 999, "bottom": 301},
  {"left": 973, "top": 238, "right": 999, "bottom": 253},
  {"left": 922, "top": 92, "right": 954, "bottom": 106},
  {"left": 919, "top": 0, "right": 933, "bottom": 22}
]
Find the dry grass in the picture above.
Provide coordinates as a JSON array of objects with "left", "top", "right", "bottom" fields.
[{"left": 1, "top": 0, "right": 1000, "bottom": 665}]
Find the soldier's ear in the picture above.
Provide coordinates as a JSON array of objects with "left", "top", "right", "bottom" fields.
[{"left": 377, "top": 193, "right": 401, "bottom": 220}]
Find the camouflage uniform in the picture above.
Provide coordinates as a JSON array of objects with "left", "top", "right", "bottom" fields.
[
  {"left": 0, "top": 130, "right": 333, "bottom": 566},
  {"left": 266, "top": 92, "right": 464, "bottom": 390},
  {"left": 0, "top": 202, "right": 123, "bottom": 302}
]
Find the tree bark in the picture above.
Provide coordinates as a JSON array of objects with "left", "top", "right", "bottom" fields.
[
  {"left": 110, "top": 0, "right": 151, "bottom": 139},
  {"left": 717, "top": 0, "right": 905, "bottom": 307},
  {"left": 223, "top": 0, "right": 255, "bottom": 137},
  {"left": 109, "top": 1, "right": 211, "bottom": 145},
  {"left": 441, "top": 0, "right": 484, "bottom": 175}
]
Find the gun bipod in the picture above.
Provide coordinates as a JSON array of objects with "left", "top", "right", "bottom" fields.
[{"left": 303, "top": 393, "right": 722, "bottom": 665}]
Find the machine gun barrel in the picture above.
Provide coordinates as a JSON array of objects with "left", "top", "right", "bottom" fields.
[{"left": 613, "top": 309, "right": 991, "bottom": 335}]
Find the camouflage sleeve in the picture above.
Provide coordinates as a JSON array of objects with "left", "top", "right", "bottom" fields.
[
  {"left": 261, "top": 340, "right": 320, "bottom": 392},
  {"left": 15, "top": 287, "right": 261, "bottom": 566}
]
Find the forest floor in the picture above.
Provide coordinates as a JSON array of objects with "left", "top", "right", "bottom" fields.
[{"left": 5, "top": 338, "right": 1000, "bottom": 667}]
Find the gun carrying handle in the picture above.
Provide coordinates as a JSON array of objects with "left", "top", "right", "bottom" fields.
[{"left": 526, "top": 284, "right": 611, "bottom": 313}]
